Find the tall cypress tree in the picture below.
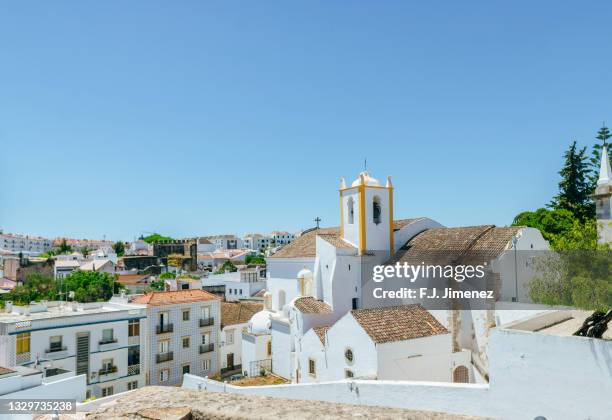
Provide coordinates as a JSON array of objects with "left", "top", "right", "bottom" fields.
[
  {"left": 589, "top": 124, "right": 612, "bottom": 189},
  {"left": 550, "top": 140, "right": 594, "bottom": 220}
]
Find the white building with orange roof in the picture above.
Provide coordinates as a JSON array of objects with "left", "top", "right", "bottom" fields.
[
  {"left": 243, "top": 171, "right": 549, "bottom": 383},
  {"left": 298, "top": 305, "right": 470, "bottom": 384},
  {"left": 0, "top": 231, "right": 52, "bottom": 256},
  {"left": 131, "top": 289, "right": 221, "bottom": 386}
]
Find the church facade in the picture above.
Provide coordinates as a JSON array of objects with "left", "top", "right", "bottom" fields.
[{"left": 244, "top": 171, "right": 550, "bottom": 383}]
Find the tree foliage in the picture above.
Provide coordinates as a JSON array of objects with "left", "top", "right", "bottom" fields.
[
  {"left": 60, "top": 271, "right": 122, "bottom": 302},
  {"left": 1, "top": 271, "right": 124, "bottom": 305},
  {"left": 549, "top": 140, "right": 594, "bottom": 220},
  {"left": 142, "top": 233, "right": 174, "bottom": 244},
  {"left": 245, "top": 254, "right": 266, "bottom": 265},
  {"left": 512, "top": 129, "right": 611, "bottom": 311},
  {"left": 112, "top": 241, "right": 125, "bottom": 257},
  {"left": 215, "top": 260, "right": 237, "bottom": 274},
  {"left": 58, "top": 239, "right": 72, "bottom": 254}
]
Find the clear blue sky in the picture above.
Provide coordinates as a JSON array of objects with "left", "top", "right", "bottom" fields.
[{"left": 2, "top": 1, "right": 611, "bottom": 241}]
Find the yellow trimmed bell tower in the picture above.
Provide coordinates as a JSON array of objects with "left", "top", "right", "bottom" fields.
[{"left": 339, "top": 171, "right": 394, "bottom": 255}]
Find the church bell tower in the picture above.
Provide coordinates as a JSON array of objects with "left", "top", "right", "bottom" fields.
[
  {"left": 594, "top": 145, "right": 612, "bottom": 244},
  {"left": 339, "top": 171, "right": 394, "bottom": 255}
]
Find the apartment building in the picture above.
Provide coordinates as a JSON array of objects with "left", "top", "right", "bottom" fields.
[
  {"left": 132, "top": 290, "right": 221, "bottom": 386},
  {"left": 0, "top": 299, "right": 147, "bottom": 399},
  {"left": 204, "top": 235, "right": 243, "bottom": 250},
  {"left": 243, "top": 234, "right": 271, "bottom": 251},
  {"left": 0, "top": 232, "right": 52, "bottom": 256},
  {"left": 203, "top": 266, "right": 267, "bottom": 302},
  {"left": 271, "top": 231, "right": 295, "bottom": 246}
]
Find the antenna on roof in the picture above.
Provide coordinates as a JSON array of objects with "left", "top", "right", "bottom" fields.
[
  {"left": 364, "top": 157, "right": 367, "bottom": 171},
  {"left": 314, "top": 217, "right": 321, "bottom": 229}
]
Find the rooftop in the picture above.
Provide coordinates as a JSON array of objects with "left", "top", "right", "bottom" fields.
[
  {"left": 270, "top": 218, "right": 422, "bottom": 259},
  {"left": 293, "top": 296, "right": 333, "bottom": 314},
  {"left": 132, "top": 289, "right": 220, "bottom": 306},
  {"left": 221, "top": 301, "right": 263, "bottom": 328},
  {"left": 388, "top": 225, "right": 522, "bottom": 266},
  {"left": 313, "top": 325, "right": 330, "bottom": 344},
  {"left": 506, "top": 309, "right": 612, "bottom": 339},
  {"left": 0, "top": 300, "right": 143, "bottom": 324},
  {"left": 79, "top": 386, "right": 483, "bottom": 420},
  {"left": 351, "top": 304, "right": 449, "bottom": 344},
  {"left": 116, "top": 274, "right": 153, "bottom": 285}
]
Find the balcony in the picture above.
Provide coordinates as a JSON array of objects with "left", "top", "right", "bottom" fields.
[
  {"left": 156, "top": 351, "right": 173, "bottom": 364},
  {"left": 127, "top": 364, "right": 140, "bottom": 376},
  {"left": 98, "top": 365, "right": 118, "bottom": 376},
  {"left": 199, "top": 318, "right": 214, "bottom": 327},
  {"left": 15, "top": 352, "right": 30, "bottom": 364},
  {"left": 156, "top": 324, "right": 174, "bottom": 334},
  {"left": 199, "top": 343, "right": 214, "bottom": 354},
  {"left": 99, "top": 338, "right": 117, "bottom": 345}
]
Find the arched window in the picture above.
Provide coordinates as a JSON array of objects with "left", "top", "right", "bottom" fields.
[
  {"left": 347, "top": 197, "right": 354, "bottom": 224},
  {"left": 453, "top": 365, "right": 469, "bottom": 383},
  {"left": 278, "top": 290, "right": 286, "bottom": 309},
  {"left": 373, "top": 196, "right": 382, "bottom": 225}
]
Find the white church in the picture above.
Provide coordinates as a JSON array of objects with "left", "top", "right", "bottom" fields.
[{"left": 242, "top": 171, "right": 552, "bottom": 384}]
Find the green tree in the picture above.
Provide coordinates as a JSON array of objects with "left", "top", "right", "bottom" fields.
[
  {"left": 2, "top": 273, "right": 57, "bottom": 305},
  {"left": 513, "top": 208, "right": 576, "bottom": 247},
  {"left": 112, "top": 241, "right": 125, "bottom": 257},
  {"left": 215, "top": 260, "right": 237, "bottom": 274},
  {"left": 142, "top": 233, "right": 174, "bottom": 244},
  {"left": 147, "top": 279, "right": 166, "bottom": 291},
  {"left": 61, "top": 271, "right": 122, "bottom": 302},
  {"left": 245, "top": 254, "right": 266, "bottom": 265},
  {"left": 549, "top": 141, "right": 594, "bottom": 220},
  {"left": 58, "top": 239, "right": 72, "bottom": 254},
  {"left": 159, "top": 272, "right": 175, "bottom": 280},
  {"left": 589, "top": 124, "right": 612, "bottom": 189}
]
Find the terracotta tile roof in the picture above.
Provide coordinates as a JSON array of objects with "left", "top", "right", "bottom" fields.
[
  {"left": 269, "top": 227, "right": 339, "bottom": 259},
  {"left": 0, "top": 366, "right": 15, "bottom": 375},
  {"left": 318, "top": 234, "right": 356, "bottom": 250},
  {"left": 270, "top": 219, "right": 421, "bottom": 259},
  {"left": 221, "top": 301, "right": 263, "bottom": 328},
  {"left": 253, "top": 289, "right": 267, "bottom": 298},
  {"left": 389, "top": 225, "right": 521, "bottom": 266},
  {"left": 293, "top": 296, "right": 333, "bottom": 314},
  {"left": 351, "top": 305, "right": 448, "bottom": 344},
  {"left": 132, "top": 289, "right": 219, "bottom": 306},
  {"left": 393, "top": 218, "right": 424, "bottom": 231},
  {"left": 313, "top": 325, "right": 330, "bottom": 344},
  {"left": 116, "top": 274, "right": 152, "bottom": 285}
]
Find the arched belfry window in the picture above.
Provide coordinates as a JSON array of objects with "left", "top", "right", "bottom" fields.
[
  {"left": 347, "top": 197, "right": 355, "bottom": 224},
  {"left": 373, "top": 196, "right": 382, "bottom": 225}
]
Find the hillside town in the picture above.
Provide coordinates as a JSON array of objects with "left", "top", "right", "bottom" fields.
[{"left": 0, "top": 148, "right": 610, "bottom": 419}]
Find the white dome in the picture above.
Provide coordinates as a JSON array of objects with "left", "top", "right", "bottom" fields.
[
  {"left": 248, "top": 310, "right": 273, "bottom": 334},
  {"left": 351, "top": 171, "right": 380, "bottom": 187},
  {"left": 297, "top": 267, "right": 313, "bottom": 279}
]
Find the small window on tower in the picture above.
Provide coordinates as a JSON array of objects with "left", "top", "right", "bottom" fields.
[
  {"left": 347, "top": 197, "right": 355, "bottom": 224},
  {"left": 373, "top": 196, "right": 382, "bottom": 225}
]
